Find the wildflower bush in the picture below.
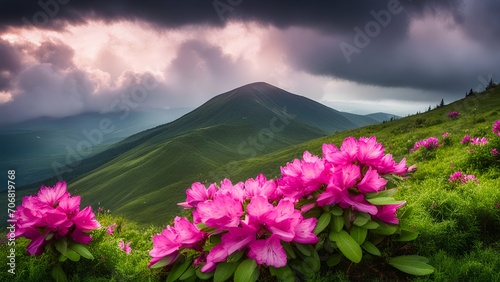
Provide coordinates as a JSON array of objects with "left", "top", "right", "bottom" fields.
[
  {"left": 10, "top": 182, "right": 100, "bottom": 281},
  {"left": 410, "top": 137, "right": 439, "bottom": 161},
  {"left": 448, "top": 111, "right": 460, "bottom": 119},
  {"left": 148, "top": 136, "right": 433, "bottom": 281}
]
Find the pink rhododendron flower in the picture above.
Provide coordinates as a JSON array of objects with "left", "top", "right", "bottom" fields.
[
  {"left": 442, "top": 132, "right": 450, "bottom": 138},
  {"left": 493, "top": 120, "right": 500, "bottom": 136},
  {"left": 172, "top": 217, "right": 204, "bottom": 247},
  {"left": 357, "top": 167, "right": 387, "bottom": 193},
  {"left": 119, "top": 240, "right": 132, "bottom": 254},
  {"left": 12, "top": 181, "right": 100, "bottom": 256},
  {"left": 178, "top": 182, "right": 217, "bottom": 208},
  {"left": 37, "top": 181, "right": 69, "bottom": 207},
  {"left": 248, "top": 235, "right": 287, "bottom": 268},
  {"left": 493, "top": 148, "right": 499, "bottom": 156},
  {"left": 195, "top": 194, "right": 243, "bottom": 229},
  {"left": 244, "top": 174, "right": 277, "bottom": 201},
  {"left": 277, "top": 151, "right": 328, "bottom": 200},
  {"left": 72, "top": 206, "right": 101, "bottom": 232},
  {"left": 375, "top": 201, "right": 406, "bottom": 224}
]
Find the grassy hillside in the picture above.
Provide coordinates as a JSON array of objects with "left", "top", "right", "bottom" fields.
[
  {"left": 65, "top": 82, "right": 386, "bottom": 225},
  {"left": 2, "top": 86, "right": 499, "bottom": 281}
]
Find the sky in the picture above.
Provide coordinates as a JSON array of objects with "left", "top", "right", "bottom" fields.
[{"left": 0, "top": 0, "right": 499, "bottom": 124}]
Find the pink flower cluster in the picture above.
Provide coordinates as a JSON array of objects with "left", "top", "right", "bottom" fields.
[
  {"left": 411, "top": 137, "right": 439, "bottom": 152},
  {"left": 441, "top": 132, "right": 450, "bottom": 138},
  {"left": 12, "top": 181, "right": 101, "bottom": 256},
  {"left": 448, "top": 111, "right": 460, "bottom": 119},
  {"left": 462, "top": 135, "right": 488, "bottom": 146},
  {"left": 448, "top": 171, "right": 479, "bottom": 184},
  {"left": 493, "top": 120, "right": 500, "bottom": 136},
  {"left": 493, "top": 148, "right": 499, "bottom": 157},
  {"left": 150, "top": 136, "right": 409, "bottom": 273},
  {"left": 279, "top": 136, "right": 408, "bottom": 224},
  {"left": 151, "top": 175, "right": 318, "bottom": 271}
]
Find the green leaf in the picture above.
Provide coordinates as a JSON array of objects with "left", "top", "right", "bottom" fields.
[
  {"left": 295, "top": 243, "right": 314, "bottom": 257},
  {"left": 52, "top": 264, "right": 68, "bottom": 282},
  {"left": 69, "top": 243, "right": 94, "bottom": 260},
  {"left": 330, "top": 205, "right": 344, "bottom": 216},
  {"left": 45, "top": 233, "right": 54, "bottom": 241},
  {"left": 314, "top": 212, "right": 331, "bottom": 234},
  {"left": 195, "top": 268, "right": 214, "bottom": 280},
  {"left": 326, "top": 253, "right": 342, "bottom": 267},
  {"left": 269, "top": 265, "right": 294, "bottom": 282},
  {"left": 179, "top": 267, "right": 195, "bottom": 281},
  {"left": 388, "top": 256, "right": 434, "bottom": 276},
  {"left": 399, "top": 207, "right": 413, "bottom": 219},
  {"left": 373, "top": 222, "right": 397, "bottom": 235},
  {"left": 234, "top": 259, "right": 259, "bottom": 282},
  {"left": 167, "top": 258, "right": 193, "bottom": 282},
  {"left": 214, "top": 261, "right": 239, "bottom": 282},
  {"left": 227, "top": 250, "right": 244, "bottom": 262},
  {"left": 366, "top": 188, "right": 398, "bottom": 199},
  {"left": 282, "top": 242, "right": 296, "bottom": 259},
  {"left": 394, "top": 228, "right": 419, "bottom": 242},
  {"left": 361, "top": 221, "right": 380, "bottom": 229},
  {"left": 330, "top": 230, "right": 362, "bottom": 263},
  {"left": 361, "top": 241, "right": 381, "bottom": 256},
  {"left": 332, "top": 215, "right": 344, "bottom": 232},
  {"left": 353, "top": 212, "right": 371, "bottom": 226},
  {"left": 54, "top": 238, "right": 67, "bottom": 255},
  {"left": 366, "top": 197, "right": 405, "bottom": 205},
  {"left": 150, "top": 254, "right": 177, "bottom": 268},
  {"left": 58, "top": 254, "right": 67, "bottom": 262},
  {"left": 64, "top": 249, "right": 80, "bottom": 262},
  {"left": 350, "top": 225, "right": 367, "bottom": 245},
  {"left": 302, "top": 206, "right": 322, "bottom": 218}
]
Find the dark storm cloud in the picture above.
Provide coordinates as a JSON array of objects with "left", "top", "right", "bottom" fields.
[
  {"left": 0, "top": 39, "right": 22, "bottom": 91},
  {"left": 1, "top": 0, "right": 499, "bottom": 123},
  {"left": 0, "top": 0, "right": 462, "bottom": 32}
]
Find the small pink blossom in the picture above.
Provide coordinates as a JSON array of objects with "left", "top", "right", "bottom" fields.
[
  {"left": 119, "top": 240, "right": 132, "bottom": 254},
  {"left": 493, "top": 148, "right": 499, "bottom": 156},
  {"left": 107, "top": 223, "right": 117, "bottom": 235},
  {"left": 462, "top": 135, "right": 471, "bottom": 144}
]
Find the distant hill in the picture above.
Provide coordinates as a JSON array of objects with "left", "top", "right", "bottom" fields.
[
  {"left": 365, "top": 112, "right": 400, "bottom": 123},
  {"left": 58, "top": 82, "right": 388, "bottom": 224},
  {"left": 0, "top": 108, "right": 192, "bottom": 186}
]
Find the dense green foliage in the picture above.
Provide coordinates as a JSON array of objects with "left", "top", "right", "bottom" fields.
[{"left": 1, "top": 86, "right": 499, "bottom": 281}]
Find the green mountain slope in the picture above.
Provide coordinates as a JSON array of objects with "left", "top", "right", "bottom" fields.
[
  {"left": 0, "top": 108, "right": 192, "bottom": 186},
  {"left": 66, "top": 82, "right": 385, "bottom": 225}
]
